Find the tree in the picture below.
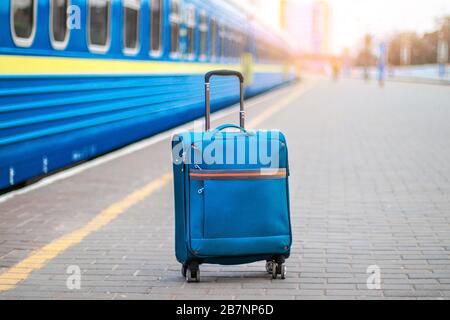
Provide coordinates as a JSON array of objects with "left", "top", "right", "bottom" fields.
[{"left": 386, "top": 16, "right": 450, "bottom": 66}]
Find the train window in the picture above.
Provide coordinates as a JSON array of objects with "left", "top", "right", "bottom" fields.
[
  {"left": 199, "top": 12, "right": 208, "bottom": 59},
  {"left": 235, "top": 34, "right": 240, "bottom": 56},
  {"left": 11, "top": 0, "right": 37, "bottom": 47},
  {"left": 229, "top": 30, "right": 236, "bottom": 58},
  {"left": 219, "top": 24, "right": 226, "bottom": 59},
  {"left": 236, "top": 32, "right": 243, "bottom": 57},
  {"left": 239, "top": 33, "right": 245, "bottom": 55},
  {"left": 186, "top": 5, "right": 196, "bottom": 58},
  {"left": 169, "top": 0, "right": 180, "bottom": 56},
  {"left": 226, "top": 30, "right": 231, "bottom": 57},
  {"left": 50, "top": 0, "right": 69, "bottom": 50},
  {"left": 210, "top": 18, "right": 217, "bottom": 59},
  {"left": 258, "top": 42, "right": 265, "bottom": 60},
  {"left": 240, "top": 32, "right": 246, "bottom": 54},
  {"left": 88, "top": 0, "right": 111, "bottom": 53},
  {"left": 123, "top": 0, "right": 140, "bottom": 54},
  {"left": 150, "top": 0, "right": 163, "bottom": 55}
]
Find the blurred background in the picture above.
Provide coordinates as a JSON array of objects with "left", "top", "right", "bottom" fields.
[
  {"left": 1, "top": 0, "right": 448, "bottom": 190},
  {"left": 247, "top": 0, "right": 450, "bottom": 81}
]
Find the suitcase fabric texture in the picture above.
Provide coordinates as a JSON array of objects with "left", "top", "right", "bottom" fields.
[{"left": 172, "top": 71, "right": 292, "bottom": 282}]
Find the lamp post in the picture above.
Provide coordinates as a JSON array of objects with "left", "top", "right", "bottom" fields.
[
  {"left": 279, "top": 0, "right": 287, "bottom": 30},
  {"left": 437, "top": 19, "right": 449, "bottom": 79},
  {"left": 362, "top": 34, "right": 372, "bottom": 80},
  {"left": 400, "top": 35, "right": 411, "bottom": 66}
]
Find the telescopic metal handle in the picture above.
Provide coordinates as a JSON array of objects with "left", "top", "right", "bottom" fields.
[{"left": 204, "top": 70, "right": 245, "bottom": 131}]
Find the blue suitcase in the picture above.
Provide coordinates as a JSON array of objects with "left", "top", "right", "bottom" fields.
[{"left": 172, "top": 71, "right": 292, "bottom": 282}]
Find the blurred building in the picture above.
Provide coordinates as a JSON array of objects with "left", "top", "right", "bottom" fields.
[
  {"left": 311, "top": 1, "right": 331, "bottom": 55},
  {"left": 282, "top": 0, "right": 331, "bottom": 56}
]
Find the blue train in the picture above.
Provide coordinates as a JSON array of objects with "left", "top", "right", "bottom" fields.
[{"left": 0, "top": 0, "right": 297, "bottom": 190}]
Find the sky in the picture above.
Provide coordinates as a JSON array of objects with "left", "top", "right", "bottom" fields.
[{"left": 246, "top": 0, "right": 450, "bottom": 53}]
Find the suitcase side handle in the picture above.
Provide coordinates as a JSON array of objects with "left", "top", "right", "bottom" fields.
[{"left": 204, "top": 70, "right": 245, "bottom": 132}]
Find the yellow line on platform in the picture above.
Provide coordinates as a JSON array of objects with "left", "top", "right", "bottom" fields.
[
  {"left": 0, "top": 173, "right": 172, "bottom": 292},
  {"left": 0, "top": 80, "right": 317, "bottom": 292}
]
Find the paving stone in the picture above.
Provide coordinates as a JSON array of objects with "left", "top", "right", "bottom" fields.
[{"left": 1, "top": 79, "right": 450, "bottom": 299}]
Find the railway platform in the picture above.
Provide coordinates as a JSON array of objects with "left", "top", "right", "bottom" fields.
[{"left": 0, "top": 78, "right": 450, "bottom": 300}]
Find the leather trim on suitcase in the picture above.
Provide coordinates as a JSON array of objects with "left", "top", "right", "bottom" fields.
[{"left": 189, "top": 169, "right": 287, "bottom": 180}]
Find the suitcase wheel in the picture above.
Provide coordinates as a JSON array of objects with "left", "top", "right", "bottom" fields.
[
  {"left": 266, "top": 261, "right": 274, "bottom": 274},
  {"left": 268, "top": 261, "right": 287, "bottom": 280},
  {"left": 280, "top": 264, "right": 287, "bottom": 280},
  {"left": 184, "top": 263, "right": 200, "bottom": 283}
]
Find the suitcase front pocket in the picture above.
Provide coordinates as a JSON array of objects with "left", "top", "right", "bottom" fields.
[{"left": 191, "top": 169, "right": 290, "bottom": 240}]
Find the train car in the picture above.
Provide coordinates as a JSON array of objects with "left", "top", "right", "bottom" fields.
[{"left": 0, "top": 0, "right": 297, "bottom": 190}]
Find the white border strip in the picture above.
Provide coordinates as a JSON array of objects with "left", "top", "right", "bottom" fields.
[{"left": 0, "top": 84, "right": 295, "bottom": 204}]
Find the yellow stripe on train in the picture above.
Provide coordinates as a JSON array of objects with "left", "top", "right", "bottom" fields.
[{"left": 0, "top": 55, "right": 286, "bottom": 76}]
